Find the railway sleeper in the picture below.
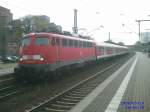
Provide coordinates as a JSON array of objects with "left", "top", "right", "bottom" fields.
[
  {"left": 61, "top": 97, "right": 80, "bottom": 103},
  {"left": 51, "top": 104, "right": 72, "bottom": 108},
  {"left": 68, "top": 93, "right": 86, "bottom": 97},
  {"left": 65, "top": 95, "right": 83, "bottom": 99}
]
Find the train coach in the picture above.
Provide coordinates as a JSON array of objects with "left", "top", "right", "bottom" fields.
[
  {"left": 14, "top": 32, "right": 128, "bottom": 81},
  {"left": 95, "top": 42, "right": 128, "bottom": 60}
]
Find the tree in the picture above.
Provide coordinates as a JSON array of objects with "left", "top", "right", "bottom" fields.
[
  {"left": 118, "top": 42, "right": 124, "bottom": 46},
  {"left": 63, "top": 31, "right": 72, "bottom": 36},
  {"left": 20, "top": 15, "right": 62, "bottom": 34},
  {"left": 48, "top": 23, "right": 62, "bottom": 34},
  {"left": 19, "top": 15, "right": 33, "bottom": 34},
  {"left": 32, "top": 16, "right": 50, "bottom": 32}
]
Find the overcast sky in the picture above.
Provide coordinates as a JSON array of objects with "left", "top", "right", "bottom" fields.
[{"left": 1, "top": 0, "right": 150, "bottom": 45}]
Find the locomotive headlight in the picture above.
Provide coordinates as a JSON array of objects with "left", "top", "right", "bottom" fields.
[
  {"left": 20, "top": 58, "right": 23, "bottom": 61},
  {"left": 40, "top": 57, "right": 44, "bottom": 61}
]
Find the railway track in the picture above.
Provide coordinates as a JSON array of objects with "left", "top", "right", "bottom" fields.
[
  {"left": 0, "top": 85, "right": 21, "bottom": 100},
  {"left": 0, "top": 73, "right": 35, "bottom": 101},
  {"left": 0, "top": 73, "right": 20, "bottom": 100},
  {"left": 25, "top": 54, "right": 131, "bottom": 112}
]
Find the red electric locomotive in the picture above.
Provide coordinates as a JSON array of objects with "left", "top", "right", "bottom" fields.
[{"left": 15, "top": 33, "right": 96, "bottom": 81}]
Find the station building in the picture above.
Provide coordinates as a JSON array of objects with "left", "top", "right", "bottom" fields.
[{"left": 140, "top": 32, "right": 150, "bottom": 43}]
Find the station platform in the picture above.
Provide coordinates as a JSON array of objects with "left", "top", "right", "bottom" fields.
[
  {"left": 70, "top": 52, "right": 150, "bottom": 112},
  {"left": 0, "top": 68, "right": 14, "bottom": 76}
]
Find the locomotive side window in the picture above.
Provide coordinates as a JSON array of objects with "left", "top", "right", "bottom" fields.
[
  {"left": 62, "top": 38, "right": 68, "bottom": 47},
  {"left": 51, "top": 37, "right": 56, "bottom": 45},
  {"left": 101, "top": 47, "right": 103, "bottom": 51},
  {"left": 69, "top": 39, "right": 73, "bottom": 47},
  {"left": 56, "top": 38, "right": 60, "bottom": 45},
  {"left": 35, "top": 37, "right": 49, "bottom": 45},
  {"left": 22, "top": 37, "right": 30, "bottom": 46}
]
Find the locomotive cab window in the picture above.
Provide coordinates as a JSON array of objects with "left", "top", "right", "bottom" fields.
[
  {"left": 35, "top": 37, "right": 49, "bottom": 45},
  {"left": 22, "top": 37, "right": 30, "bottom": 46}
]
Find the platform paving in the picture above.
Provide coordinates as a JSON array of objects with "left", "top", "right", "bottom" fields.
[
  {"left": 117, "top": 53, "right": 150, "bottom": 112},
  {"left": 70, "top": 52, "right": 149, "bottom": 112}
]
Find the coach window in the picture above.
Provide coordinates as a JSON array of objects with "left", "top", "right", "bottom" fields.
[
  {"left": 101, "top": 47, "right": 105, "bottom": 53},
  {"left": 90, "top": 43, "right": 92, "bottom": 47},
  {"left": 79, "top": 41, "right": 82, "bottom": 48},
  {"left": 88, "top": 42, "right": 90, "bottom": 47},
  {"left": 83, "top": 42, "right": 85, "bottom": 48},
  {"left": 74, "top": 40, "right": 78, "bottom": 47},
  {"left": 98, "top": 47, "right": 100, "bottom": 51},
  {"left": 88, "top": 42, "right": 89, "bottom": 47},
  {"left": 86, "top": 42, "right": 88, "bottom": 48},
  {"left": 85, "top": 42, "right": 87, "bottom": 48},
  {"left": 86, "top": 42, "right": 89, "bottom": 47}
]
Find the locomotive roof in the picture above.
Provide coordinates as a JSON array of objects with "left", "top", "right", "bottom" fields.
[
  {"left": 96, "top": 42, "right": 128, "bottom": 49},
  {"left": 24, "top": 32, "right": 94, "bottom": 42},
  {"left": 23, "top": 33, "right": 128, "bottom": 49}
]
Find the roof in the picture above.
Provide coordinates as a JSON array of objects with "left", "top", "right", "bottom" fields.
[
  {"left": 24, "top": 32, "right": 94, "bottom": 42},
  {"left": 96, "top": 42, "right": 128, "bottom": 49}
]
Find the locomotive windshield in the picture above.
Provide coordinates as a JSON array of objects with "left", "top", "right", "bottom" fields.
[
  {"left": 22, "top": 37, "right": 30, "bottom": 46},
  {"left": 35, "top": 37, "right": 49, "bottom": 45}
]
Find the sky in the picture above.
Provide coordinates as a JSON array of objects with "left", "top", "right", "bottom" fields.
[{"left": 1, "top": 0, "right": 150, "bottom": 45}]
